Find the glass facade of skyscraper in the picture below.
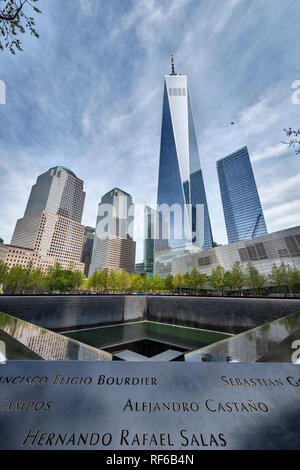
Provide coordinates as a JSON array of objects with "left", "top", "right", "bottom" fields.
[
  {"left": 217, "top": 146, "right": 267, "bottom": 244},
  {"left": 156, "top": 70, "right": 213, "bottom": 253}
]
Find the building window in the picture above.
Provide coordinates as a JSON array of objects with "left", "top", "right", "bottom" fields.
[
  {"left": 246, "top": 245, "right": 258, "bottom": 261},
  {"left": 255, "top": 242, "right": 268, "bottom": 260},
  {"left": 278, "top": 249, "right": 289, "bottom": 258},
  {"left": 169, "top": 88, "right": 186, "bottom": 97},
  {"left": 285, "top": 236, "right": 300, "bottom": 257},
  {"left": 238, "top": 248, "right": 249, "bottom": 262},
  {"left": 198, "top": 256, "right": 210, "bottom": 266}
]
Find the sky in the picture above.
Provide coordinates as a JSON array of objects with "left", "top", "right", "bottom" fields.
[{"left": 0, "top": 0, "right": 300, "bottom": 262}]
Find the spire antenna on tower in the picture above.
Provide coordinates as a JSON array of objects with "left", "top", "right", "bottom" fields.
[{"left": 171, "top": 54, "right": 175, "bottom": 75}]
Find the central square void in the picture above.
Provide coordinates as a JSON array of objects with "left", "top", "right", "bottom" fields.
[
  {"left": 62, "top": 321, "right": 230, "bottom": 360},
  {"left": 102, "top": 338, "right": 188, "bottom": 357}
]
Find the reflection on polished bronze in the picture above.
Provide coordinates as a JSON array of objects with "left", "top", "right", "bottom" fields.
[
  {"left": 185, "top": 310, "right": 300, "bottom": 363},
  {"left": 0, "top": 311, "right": 112, "bottom": 361}
]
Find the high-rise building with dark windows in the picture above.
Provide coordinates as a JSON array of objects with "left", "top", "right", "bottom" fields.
[
  {"left": 81, "top": 226, "right": 95, "bottom": 277},
  {"left": 155, "top": 58, "right": 213, "bottom": 254},
  {"left": 217, "top": 146, "right": 268, "bottom": 244}
]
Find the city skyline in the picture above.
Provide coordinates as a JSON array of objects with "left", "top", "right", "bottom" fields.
[{"left": 0, "top": 0, "right": 300, "bottom": 263}]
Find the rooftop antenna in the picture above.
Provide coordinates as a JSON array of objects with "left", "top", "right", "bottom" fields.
[{"left": 171, "top": 54, "right": 175, "bottom": 75}]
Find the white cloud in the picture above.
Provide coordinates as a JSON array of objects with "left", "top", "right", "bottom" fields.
[
  {"left": 265, "top": 199, "right": 300, "bottom": 232},
  {"left": 260, "top": 173, "right": 300, "bottom": 205},
  {"left": 1, "top": 0, "right": 300, "bottom": 262},
  {"left": 252, "top": 143, "right": 287, "bottom": 162},
  {"left": 238, "top": 92, "right": 283, "bottom": 136}
]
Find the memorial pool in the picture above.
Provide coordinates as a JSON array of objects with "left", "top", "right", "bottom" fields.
[{"left": 62, "top": 321, "right": 231, "bottom": 358}]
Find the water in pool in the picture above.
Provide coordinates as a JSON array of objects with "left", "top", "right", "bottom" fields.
[{"left": 62, "top": 321, "right": 230, "bottom": 357}]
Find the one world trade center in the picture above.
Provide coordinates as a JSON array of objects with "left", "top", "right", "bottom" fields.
[{"left": 155, "top": 57, "right": 213, "bottom": 258}]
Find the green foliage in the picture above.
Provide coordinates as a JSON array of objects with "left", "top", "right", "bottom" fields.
[
  {"left": 150, "top": 273, "right": 164, "bottom": 292},
  {"left": 164, "top": 274, "right": 174, "bottom": 291},
  {"left": 129, "top": 273, "right": 144, "bottom": 293},
  {"left": 71, "top": 270, "right": 84, "bottom": 291},
  {"left": 5, "top": 264, "right": 26, "bottom": 293},
  {"left": 269, "top": 262, "right": 300, "bottom": 295},
  {"left": 229, "top": 261, "right": 246, "bottom": 295},
  {"left": 173, "top": 272, "right": 185, "bottom": 293},
  {"left": 118, "top": 270, "right": 130, "bottom": 292},
  {"left": 0, "top": 258, "right": 299, "bottom": 297},
  {"left": 0, "top": 259, "right": 8, "bottom": 284},
  {"left": 42, "top": 263, "right": 85, "bottom": 293},
  {"left": 27, "top": 267, "right": 45, "bottom": 293},
  {"left": 210, "top": 265, "right": 226, "bottom": 294},
  {"left": 246, "top": 263, "right": 266, "bottom": 295},
  {"left": 107, "top": 270, "right": 118, "bottom": 293},
  {"left": 188, "top": 267, "right": 206, "bottom": 293},
  {"left": 0, "top": 0, "right": 41, "bottom": 54}
]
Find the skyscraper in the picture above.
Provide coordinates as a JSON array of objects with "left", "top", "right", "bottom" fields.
[
  {"left": 156, "top": 57, "right": 213, "bottom": 253},
  {"left": 89, "top": 188, "right": 136, "bottom": 275},
  {"left": 217, "top": 146, "right": 268, "bottom": 244},
  {"left": 144, "top": 206, "right": 155, "bottom": 276},
  {"left": 11, "top": 166, "right": 85, "bottom": 271},
  {"left": 81, "top": 226, "right": 95, "bottom": 277}
]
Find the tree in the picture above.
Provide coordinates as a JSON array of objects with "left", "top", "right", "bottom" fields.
[
  {"left": 137, "top": 274, "right": 148, "bottom": 293},
  {"left": 27, "top": 267, "right": 45, "bottom": 294},
  {"left": 173, "top": 272, "right": 185, "bottom": 294},
  {"left": 224, "top": 270, "right": 235, "bottom": 292},
  {"left": 88, "top": 270, "right": 99, "bottom": 292},
  {"left": 0, "top": 0, "right": 41, "bottom": 54},
  {"left": 151, "top": 273, "right": 164, "bottom": 293},
  {"left": 0, "top": 260, "right": 8, "bottom": 292},
  {"left": 269, "top": 262, "right": 300, "bottom": 295},
  {"left": 107, "top": 270, "right": 119, "bottom": 293},
  {"left": 183, "top": 272, "right": 191, "bottom": 290},
  {"left": 129, "top": 274, "right": 142, "bottom": 293},
  {"left": 100, "top": 267, "right": 109, "bottom": 292},
  {"left": 164, "top": 274, "right": 174, "bottom": 292},
  {"left": 118, "top": 270, "right": 130, "bottom": 293},
  {"left": 20, "top": 260, "right": 33, "bottom": 293},
  {"left": 228, "top": 261, "right": 245, "bottom": 296},
  {"left": 282, "top": 128, "right": 300, "bottom": 156},
  {"left": 210, "top": 265, "right": 226, "bottom": 295},
  {"left": 5, "top": 264, "right": 26, "bottom": 294},
  {"left": 71, "top": 270, "right": 84, "bottom": 292},
  {"left": 188, "top": 267, "right": 206, "bottom": 294},
  {"left": 46, "top": 263, "right": 65, "bottom": 293},
  {"left": 246, "top": 263, "right": 266, "bottom": 295}
]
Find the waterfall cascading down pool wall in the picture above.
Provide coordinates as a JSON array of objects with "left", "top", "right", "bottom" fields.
[
  {"left": 0, "top": 295, "right": 300, "bottom": 334},
  {"left": 0, "top": 295, "right": 300, "bottom": 362}
]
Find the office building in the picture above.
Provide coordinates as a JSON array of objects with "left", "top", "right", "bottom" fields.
[
  {"left": 81, "top": 226, "right": 95, "bottom": 277},
  {"left": 156, "top": 57, "right": 213, "bottom": 253},
  {"left": 217, "top": 146, "right": 267, "bottom": 244},
  {"left": 89, "top": 188, "right": 136, "bottom": 275},
  {"left": 10, "top": 166, "right": 85, "bottom": 271},
  {"left": 135, "top": 262, "right": 146, "bottom": 275}
]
